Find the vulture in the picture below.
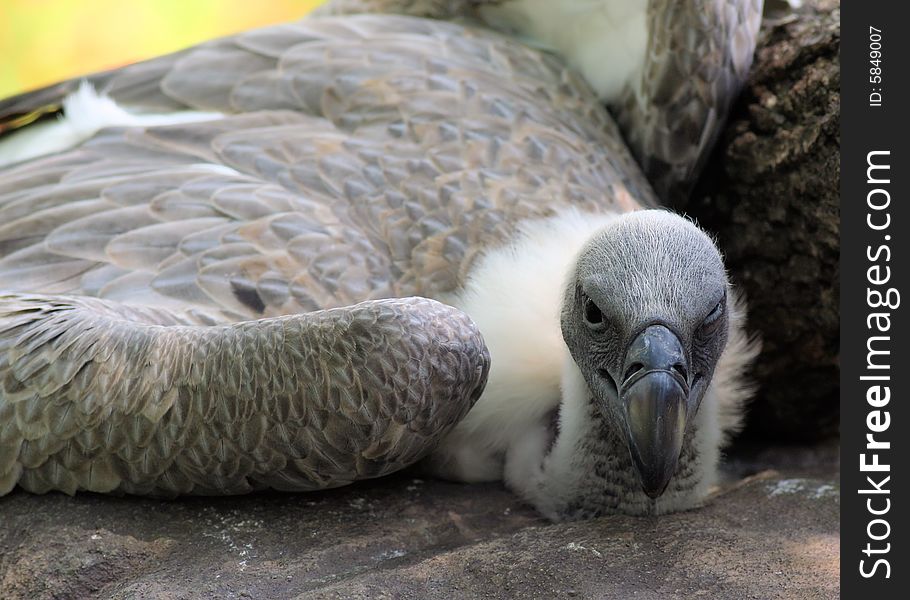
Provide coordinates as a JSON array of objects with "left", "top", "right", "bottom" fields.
[{"left": 0, "top": 0, "right": 762, "bottom": 520}]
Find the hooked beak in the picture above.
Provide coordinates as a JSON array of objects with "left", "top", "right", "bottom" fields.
[{"left": 619, "top": 324, "right": 690, "bottom": 499}]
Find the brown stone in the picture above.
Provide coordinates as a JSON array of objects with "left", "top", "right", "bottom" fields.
[{"left": 0, "top": 443, "right": 838, "bottom": 599}]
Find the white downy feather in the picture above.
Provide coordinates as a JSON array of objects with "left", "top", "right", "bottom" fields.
[
  {"left": 479, "top": 0, "right": 648, "bottom": 101},
  {"left": 0, "top": 82, "right": 223, "bottom": 168},
  {"left": 430, "top": 209, "right": 621, "bottom": 481}
]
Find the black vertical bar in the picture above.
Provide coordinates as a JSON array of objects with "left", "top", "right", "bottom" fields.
[{"left": 841, "top": 1, "right": 909, "bottom": 596}]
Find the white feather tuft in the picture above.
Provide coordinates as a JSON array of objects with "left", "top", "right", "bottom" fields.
[
  {"left": 711, "top": 291, "right": 762, "bottom": 444},
  {"left": 479, "top": 0, "right": 649, "bottom": 101},
  {"left": 0, "top": 82, "right": 224, "bottom": 168},
  {"left": 428, "top": 209, "right": 620, "bottom": 481}
]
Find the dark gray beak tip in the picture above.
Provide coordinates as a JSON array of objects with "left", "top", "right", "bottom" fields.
[
  {"left": 624, "top": 371, "right": 688, "bottom": 498},
  {"left": 620, "top": 324, "right": 690, "bottom": 499}
]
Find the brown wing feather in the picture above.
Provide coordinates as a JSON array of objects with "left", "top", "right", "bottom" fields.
[
  {"left": 0, "top": 294, "right": 488, "bottom": 496},
  {"left": 0, "top": 15, "right": 654, "bottom": 323}
]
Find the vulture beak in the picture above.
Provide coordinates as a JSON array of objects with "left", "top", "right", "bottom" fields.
[{"left": 619, "top": 324, "right": 690, "bottom": 499}]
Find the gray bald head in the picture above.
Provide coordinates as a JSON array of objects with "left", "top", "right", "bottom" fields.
[{"left": 561, "top": 210, "right": 730, "bottom": 498}]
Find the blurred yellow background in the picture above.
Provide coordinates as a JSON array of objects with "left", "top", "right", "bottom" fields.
[{"left": 0, "top": 0, "right": 326, "bottom": 99}]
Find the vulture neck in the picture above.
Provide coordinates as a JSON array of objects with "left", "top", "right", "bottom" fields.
[{"left": 517, "top": 358, "right": 718, "bottom": 520}]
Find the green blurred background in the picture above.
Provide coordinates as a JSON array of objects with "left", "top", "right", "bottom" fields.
[{"left": 0, "top": 0, "right": 326, "bottom": 99}]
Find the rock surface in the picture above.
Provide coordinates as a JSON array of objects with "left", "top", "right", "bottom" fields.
[{"left": 0, "top": 445, "right": 838, "bottom": 599}]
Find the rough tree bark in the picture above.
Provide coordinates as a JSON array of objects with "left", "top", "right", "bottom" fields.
[{"left": 684, "top": 0, "right": 840, "bottom": 441}]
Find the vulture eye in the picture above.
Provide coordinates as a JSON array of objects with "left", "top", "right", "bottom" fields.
[
  {"left": 700, "top": 296, "right": 726, "bottom": 331},
  {"left": 583, "top": 297, "right": 604, "bottom": 327}
]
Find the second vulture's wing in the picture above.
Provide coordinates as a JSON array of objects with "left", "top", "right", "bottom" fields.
[{"left": 613, "top": 0, "right": 764, "bottom": 203}]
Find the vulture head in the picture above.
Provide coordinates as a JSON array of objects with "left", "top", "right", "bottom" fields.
[{"left": 560, "top": 210, "right": 729, "bottom": 499}]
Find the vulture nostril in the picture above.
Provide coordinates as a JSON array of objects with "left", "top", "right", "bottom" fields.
[
  {"left": 672, "top": 363, "right": 688, "bottom": 381},
  {"left": 623, "top": 362, "right": 644, "bottom": 384}
]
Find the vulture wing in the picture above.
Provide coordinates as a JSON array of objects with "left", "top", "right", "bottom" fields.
[{"left": 0, "top": 14, "right": 652, "bottom": 496}]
